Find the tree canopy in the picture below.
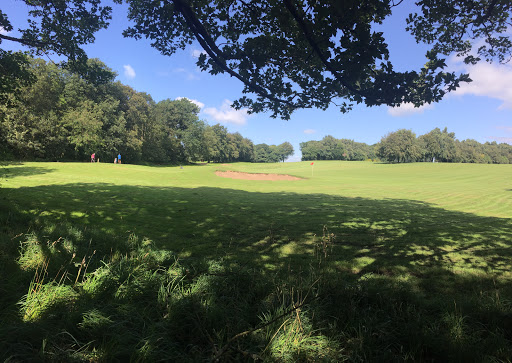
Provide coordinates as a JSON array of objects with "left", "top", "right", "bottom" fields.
[
  {"left": 122, "top": 0, "right": 511, "bottom": 118},
  {"left": 377, "top": 129, "right": 422, "bottom": 163},
  {"left": 1, "top": 1, "right": 113, "bottom": 95},
  {"left": 2, "top": 0, "right": 511, "bottom": 118},
  {"left": 0, "top": 56, "right": 297, "bottom": 164},
  {"left": 253, "top": 142, "right": 295, "bottom": 163},
  {"left": 300, "top": 136, "right": 376, "bottom": 161}
]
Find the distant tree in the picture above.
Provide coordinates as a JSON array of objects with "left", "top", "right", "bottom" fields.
[
  {"left": 62, "top": 99, "right": 104, "bottom": 158},
  {"left": 234, "top": 133, "right": 254, "bottom": 162},
  {"left": 300, "top": 137, "right": 375, "bottom": 161},
  {"left": 419, "top": 127, "right": 456, "bottom": 162},
  {"left": 198, "top": 123, "right": 237, "bottom": 163},
  {"left": 455, "top": 139, "right": 487, "bottom": 163},
  {"left": 338, "top": 138, "right": 373, "bottom": 161},
  {"left": 202, "top": 125, "right": 218, "bottom": 163},
  {"left": 1, "top": 58, "right": 68, "bottom": 159},
  {"left": 252, "top": 142, "right": 294, "bottom": 163},
  {"left": 481, "top": 141, "right": 512, "bottom": 164},
  {"left": 320, "top": 135, "right": 343, "bottom": 160},
  {"left": 377, "top": 129, "right": 421, "bottom": 163},
  {"left": 152, "top": 98, "right": 201, "bottom": 162},
  {"left": 226, "top": 133, "right": 240, "bottom": 161},
  {"left": 182, "top": 120, "right": 207, "bottom": 162},
  {"left": 210, "top": 124, "right": 230, "bottom": 162},
  {"left": 496, "top": 143, "right": 512, "bottom": 164},
  {"left": 277, "top": 142, "right": 294, "bottom": 162},
  {"left": 268, "top": 145, "right": 281, "bottom": 162},
  {"left": 253, "top": 143, "right": 271, "bottom": 163},
  {"left": 300, "top": 140, "right": 322, "bottom": 161}
]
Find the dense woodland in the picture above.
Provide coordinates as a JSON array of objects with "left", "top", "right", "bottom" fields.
[
  {"left": 301, "top": 129, "right": 512, "bottom": 164},
  {"left": 0, "top": 58, "right": 294, "bottom": 164}
]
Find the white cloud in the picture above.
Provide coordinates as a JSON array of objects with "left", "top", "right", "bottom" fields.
[
  {"left": 486, "top": 136, "right": 512, "bottom": 144},
  {"left": 173, "top": 67, "right": 199, "bottom": 80},
  {"left": 387, "top": 102, "right": 433, "bottom": 117},
  {"left": 304, "top": 129, "right": 316, "bottom": 134},
  {"left": 191, "top": 49, "right": 207, "bottom": 58},
  {"left": 123, "top": 65, "right": 136, "bottom": 79},
  {"left": 203, "top": 99, "right": 251, "bottom": 125},
  {"left": 0, "top": 27, "right": 10, "bottom": 35},
  {"left": 175, "top": 97, "right": 205, "bottom": 109},
  {"left": 449, "top": 58, "right": 512, "bottom": 109}
]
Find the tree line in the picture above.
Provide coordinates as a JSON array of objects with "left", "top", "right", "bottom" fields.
[
  {"left": 300, "top": 136, "right": 377, "bottom": 161},
  {"left": 0, "top": 57, "right": 294, "bottom": 164},
  {"left": 301, "top": 129, "right": 512, "bottom": 164}
]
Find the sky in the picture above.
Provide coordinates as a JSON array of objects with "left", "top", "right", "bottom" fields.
[{"left": 2, "top": 1, "right": 512, "bottom": 161}]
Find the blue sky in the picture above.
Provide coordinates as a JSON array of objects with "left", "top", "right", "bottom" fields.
[{"left": 2, "top": 1, "right": 512, "bottom": 161}]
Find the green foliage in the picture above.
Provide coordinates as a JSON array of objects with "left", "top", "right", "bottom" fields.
[
  {"left": 407, "top": 0, "right": 512, "bottom": 64},
  {"left": 418, "top": 127, "right": 457, "bottom": 162},
  {"left": 122, "top": 0, "right": 511, "bottom": 118},
  {"left": 0, "top": 50, "right": 35, "bottom": 104},
  {"left": 0, "top": 0, "right": 113, "bottom": 100},
  {"left": 0, "top": 57, "right": 262, "bottom": 164},
  {"left": 296, "top": 127, "right": 512, "bottom": 164},
  {"left": 3, "top": 1, "right": 512, "bottom": 118},
  {"left": 277, "top": 141, "right": 295, "bottom": 162},
  {"left": 300, "top": 136, "right": 374, "bottom": 161},
  {"left": 253, "top": 142, "right": 294, "bottom": 163},
  {"left": 377, "top": 129, "right": 422, "bottom": 163}
]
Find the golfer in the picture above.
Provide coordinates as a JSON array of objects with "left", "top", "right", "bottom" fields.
[{"left": 117, "top": 153, "right": 121, "bottom": 164}]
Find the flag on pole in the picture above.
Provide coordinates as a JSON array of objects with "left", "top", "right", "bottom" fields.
[
  {"left": 310, "top": 162, "right": 314, "bottom": 176},
  {"left": 310, "top": 162, "right": 314, "bottom": 165}
]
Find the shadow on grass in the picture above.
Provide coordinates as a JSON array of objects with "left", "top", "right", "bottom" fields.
[
  {"left": 1, "top": 183, "right": 512, "bottom": 361},
  {"left": 0, "top": 163, "right": 56, "bottom": 179}
]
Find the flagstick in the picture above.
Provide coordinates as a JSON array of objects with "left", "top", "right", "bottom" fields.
[{"left": 311, "top": 164, "right": 314, "bottom": 177}]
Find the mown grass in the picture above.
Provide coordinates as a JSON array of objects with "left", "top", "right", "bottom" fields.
[{"left": 1, "top": 161, "right": 512, "bottom": 361}]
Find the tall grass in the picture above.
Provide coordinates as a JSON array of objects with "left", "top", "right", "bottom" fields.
[{"left": 2, "top": 221, "right": 512, "bottom": 361}]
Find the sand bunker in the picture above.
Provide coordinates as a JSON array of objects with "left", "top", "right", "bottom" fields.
[{"left": 215, "top": 170, "right": 303, "bottom": 181}]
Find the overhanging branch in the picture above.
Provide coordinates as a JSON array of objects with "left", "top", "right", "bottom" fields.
[
  {"left": 282, "top": 0, "right": 371, "bottom": 101},
  {"left": 171, "top": 0, "right": 295, "bottom": 107},
  {"left": 0, "top": 34, "right": 47, "bottom": 48}
]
